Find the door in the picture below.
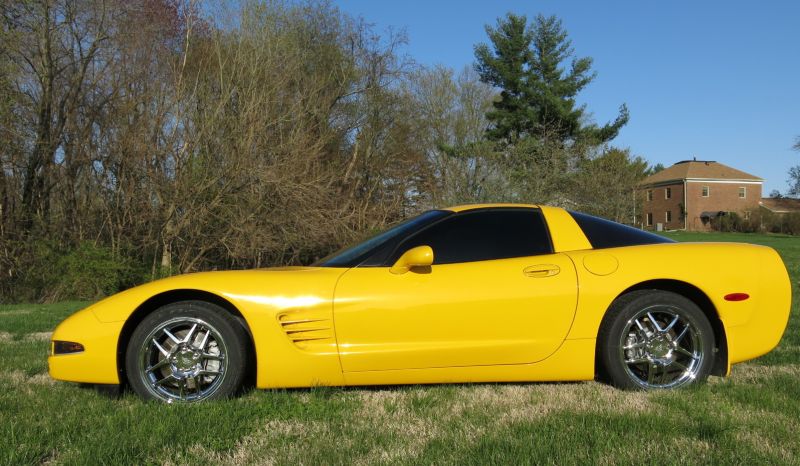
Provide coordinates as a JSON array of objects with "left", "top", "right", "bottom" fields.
[{"left": 332, "top": 208, "right": 579, "bottom": 372}]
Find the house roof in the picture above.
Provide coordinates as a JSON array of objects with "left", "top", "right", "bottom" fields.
[
  {"left": 639, "top": 160, "right": 763, "bottom": 186},
  {"left": 760, "top": 197, "right": 800, "bottom": 213}
]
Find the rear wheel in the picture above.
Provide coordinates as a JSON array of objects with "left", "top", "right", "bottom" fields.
[
  {"left": 125, "top": 301, "right": 249, "bottom": 402},
  {"left": 598, "top": 290, "right": 714, "bottom": 390}
]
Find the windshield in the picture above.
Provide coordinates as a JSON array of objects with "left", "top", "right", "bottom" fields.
[{"left": 314, "top": 210, "right": 451, "bottom": 267}]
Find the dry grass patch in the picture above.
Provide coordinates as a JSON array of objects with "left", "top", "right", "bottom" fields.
[
  {"left": 171, "top": 420, "right": 335, "bottom": 466},
  {"left": 351, "top": 389, "right": 439, "bottom": 464},
  {"left": 0, "top": 309, "right": 32, "bottom": 315},
  {"left": 735, "top": 430, "right": 795, "bottom": 463},
  {"left": 710, "top": 393, "right": 798, "bottom": 435},
  {"left": 446, "top": 382, "right": 651, "bottom": 426},
  {"left": 596, "top": 436, "right": 713, "bottom": 466},
  {"left": 24, "top": 332, "right": 52, "bottom": 342},
  {"left": 231, "top": 419, "right": 338, "bottom": 466},
  {"left": 2, "top": 370, "right": 57, "bottom": 395},
  {"left": 348, "top": 382, "right": 657, "bottom": 462},
  {"left": 730, "top": 363, "right": 800, "bottom": 383},
  {"left": 0, "top": 332, "right": 12, "bottom": 343}
]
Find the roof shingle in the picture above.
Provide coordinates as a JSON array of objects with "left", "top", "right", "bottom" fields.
[
  {"left": 760, "top": 197, "right": 800, "bottom": 213},
  {"left": 639, "top": 160, "right": 762, "bottom": 186}
]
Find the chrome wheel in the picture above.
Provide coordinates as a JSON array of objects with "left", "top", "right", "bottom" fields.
[
  {"left": 619, "top": 305, "right": 704, "bottom": 389},
  {"left": 138, "top": 317, "right": 228, "bottom": 403}
]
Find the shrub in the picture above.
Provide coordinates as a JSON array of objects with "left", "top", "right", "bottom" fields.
[
  {"left": 759, "top": 208, "right": 800, "bottom": 235},
  {"left": 0, "top": 240, "right": 147, "bottom": 303},
  {"left": 710, "top": 212, "right": 760, "bottom": 233},
  {"left": 50, "top": 243, "right": 144, "bottom": 301}
]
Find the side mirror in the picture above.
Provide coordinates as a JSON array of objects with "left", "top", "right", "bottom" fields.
[{"left": 390, "top": 245, "right": 434, "bottom": 275}]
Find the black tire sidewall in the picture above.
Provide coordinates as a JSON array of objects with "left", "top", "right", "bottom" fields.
[
  {"left": 125, "top": 300, "right": 248, "bottom": 402},
  {"left": 598, "top": 290, "right": 715, "bottom": 390}
]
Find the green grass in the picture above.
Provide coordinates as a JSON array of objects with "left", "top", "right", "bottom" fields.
[{"left": 1, "top": 233, "right": 798, "bottom": 465}]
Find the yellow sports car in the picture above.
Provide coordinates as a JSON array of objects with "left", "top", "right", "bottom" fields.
[{"left": 49, "top": 204, "right": 791, "bottom": 402}]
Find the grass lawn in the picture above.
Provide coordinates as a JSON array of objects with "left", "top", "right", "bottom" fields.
[{"left": 1, "top": 232, "right": 798, "bottom": 465}]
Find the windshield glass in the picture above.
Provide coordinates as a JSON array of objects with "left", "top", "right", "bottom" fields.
[{"left": 314, "top": 210, "right": 451, "bottom": 267}]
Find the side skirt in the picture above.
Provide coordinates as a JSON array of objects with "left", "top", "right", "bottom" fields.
[{"left": 341, "top": 339, "right": 595, "bottom": 386}]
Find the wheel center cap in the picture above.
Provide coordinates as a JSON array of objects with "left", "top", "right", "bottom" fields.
[
  {"left": 648, "top": 338, "right": 670, "bottom": 358},
  {"left": 173, "top": 349, "right": 199, "bottom": 371}
]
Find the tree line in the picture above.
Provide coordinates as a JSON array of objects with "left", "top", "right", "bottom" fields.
[{"left": 0, "top": 1, "right": 649, "bottom": 302}]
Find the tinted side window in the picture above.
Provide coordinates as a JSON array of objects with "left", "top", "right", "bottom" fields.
[
  {"left": 316, "top": 210, "right": 451, "bottom": 267},
  {"left": 569, "top": 211, "right": 675, "bottom": 249},
  {"left": 390, "top": 209, "right": 552, "bottom": 265}
]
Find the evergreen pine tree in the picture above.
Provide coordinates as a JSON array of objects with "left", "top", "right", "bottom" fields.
[{"left": 475, "top": 13, "right": 628, "bottom": 145}]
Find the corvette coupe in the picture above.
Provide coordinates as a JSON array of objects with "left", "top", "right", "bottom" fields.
[{"left": 49, "top": 204, "right": 791, "bottom": 402}]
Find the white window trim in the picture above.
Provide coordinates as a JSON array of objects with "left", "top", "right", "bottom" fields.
[
  {"left": 686, "top": 179, "right": 762, "bottom": 185},
  {"left": 665, "top": 188, "right": 671, "bottom": 199},
  {"left": 646, "top": 213, "right": 653, "bottom": 226},
  {"left": 666, "top": 211, "right": 672, "bottom": 223},
  {"left": 739, "top": 187, "right": 746, "bottom": 198},
  {"left": 702, "top": 186, "right": 710, "bottom": 197}
]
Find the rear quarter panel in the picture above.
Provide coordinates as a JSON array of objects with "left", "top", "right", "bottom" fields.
[{"left": 565, "top": 242, "right": 791, "bottom": 366}]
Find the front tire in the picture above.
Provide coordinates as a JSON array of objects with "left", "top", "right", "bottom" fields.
[
  {"left": 125, "top": 301, "right": 249, "bottom": 402},
  {"left": 597, "top": 290, "right": 715, "bottom": 390}
]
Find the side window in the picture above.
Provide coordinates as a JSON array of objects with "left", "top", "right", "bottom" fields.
[{"left": 389, "top": 209, "right": 552, "bottom": 265}]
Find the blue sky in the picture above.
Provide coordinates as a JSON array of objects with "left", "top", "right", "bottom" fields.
[{"left": 333, "top": 0, "right": 800, "bottom": 194}]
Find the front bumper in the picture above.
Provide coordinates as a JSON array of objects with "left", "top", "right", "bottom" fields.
[{"left": 48, "top": 307, "right": 124, "bottom": 385}]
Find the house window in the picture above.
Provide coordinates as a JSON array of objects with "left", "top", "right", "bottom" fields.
[
  {"left": 665, "top": 187, "right": 672, "bottom": 199},
  {"left": 743, "top": 210, "right": 751, "bottom": 220},
  {"left": 647, "top": 190, "right": 653, "bottom": 201},
  {"left": 666, "top": 211, "right": 672, "bottom": 223},
  {"left": 646, "top": 213, "right": 653, "bottom": 226},
  {"left": 739, "top": 187, "right": 746, "bottom": 198},
  {"left": 702, "top": 186, "right": 709, "bottom": 197}
]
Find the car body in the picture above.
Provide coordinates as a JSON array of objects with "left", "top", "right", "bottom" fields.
[{"left": 49, "top": 204, "right": 792, "bottom": 401}]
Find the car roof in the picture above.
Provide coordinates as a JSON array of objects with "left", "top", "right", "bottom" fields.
[{"left": 443, "top": 203, "right": 541, "bottom": 213}]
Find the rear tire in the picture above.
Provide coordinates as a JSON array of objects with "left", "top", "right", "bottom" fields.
[
  {"left": 125, "top": 301, "right": 249, "bottom": 402},
  {"left": 597, "top": 290, "right": 714, "bottom": 390}
]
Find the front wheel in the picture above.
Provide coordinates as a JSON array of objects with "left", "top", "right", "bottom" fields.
[
  {"left": 597, "top": 290, "right": 715, "bottom": 390},
  {"left": 125, "top": 301, "right": 249, "bottom": 402}
]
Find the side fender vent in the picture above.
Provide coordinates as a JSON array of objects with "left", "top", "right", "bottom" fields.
[{"left": 277, "top": 311, "right": 335, "bottom": 351}]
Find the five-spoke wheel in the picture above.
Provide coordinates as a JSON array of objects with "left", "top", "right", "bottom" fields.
[
  {"left": 126, "top": 301, "right": 249, "bottom": 402},
  {"left": 598, "top": 290, "right": 714, "bottom": 390}
]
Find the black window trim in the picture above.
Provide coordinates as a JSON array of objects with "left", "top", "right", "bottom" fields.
[{"left": 371, "top": 207, "right": 555, "bottom": 267}]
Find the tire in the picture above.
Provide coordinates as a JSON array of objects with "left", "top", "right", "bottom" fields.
[
  {"left": 125, "top": 300, "right": 249, "bottom": 402},
  {"left": 597, "top": 290, "right": 715, "bottom": 390}
]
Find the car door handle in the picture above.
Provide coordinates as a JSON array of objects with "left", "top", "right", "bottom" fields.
[{"left": 523, "top": 265, "right": 560, "bottom": 278}]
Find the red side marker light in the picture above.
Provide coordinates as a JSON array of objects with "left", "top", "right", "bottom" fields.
[{"left": 724, "top": 293, "right": 749, "bottom": 302}]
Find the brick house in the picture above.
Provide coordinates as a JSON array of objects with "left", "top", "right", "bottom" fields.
[
  {"left": 759, "top": 197, "right": 800, "bottom": 215},
  {"left": 637, "top": 160, "right": 763, "bottom": 231}
]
